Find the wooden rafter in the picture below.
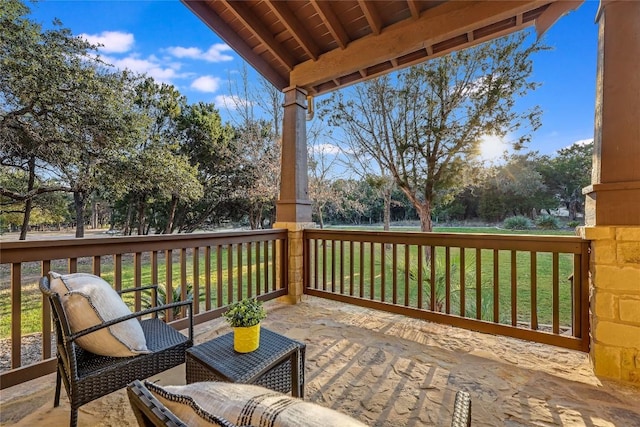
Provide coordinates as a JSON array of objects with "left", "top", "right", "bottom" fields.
[
  {"left": 407, "top": 0, "right": 421, "bottom": 19},
  {"left": 266, "top": 1, "right": 321, "bottom": 60},
  {"left": 310, "top": 0, "right": 349, "bottom": 49},
  {"left": 358, "top": 0, "right": 383, "bottom": 35},
  {"left": 220, "top": 0, "right": 296, "bottom": 70}
]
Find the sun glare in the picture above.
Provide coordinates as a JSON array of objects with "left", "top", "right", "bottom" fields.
[{"left": 478, "top": 134, "right": 507, "bottom": 161}]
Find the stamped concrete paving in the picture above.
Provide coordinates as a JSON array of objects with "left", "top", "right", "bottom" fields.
[{"left": 2, "top": 296, "right": 639, "bottom": 426}]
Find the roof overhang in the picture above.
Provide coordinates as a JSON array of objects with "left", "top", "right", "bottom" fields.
[{"left": 182, "top": 0, "right": 583, "bottom": 96}]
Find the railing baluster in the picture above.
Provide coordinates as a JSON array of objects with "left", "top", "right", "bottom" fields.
[
  {"left": 445, "top": 247, "right": 451, "bottom": 314},
  {"left": 93, "top": 255, "right": 101, "bottom": 276},
  {"left": 228, "top": 244, "right": 234, "bottom": 304},
  {"left": 166, "top": 249, "right": 173, "bottom": 321},
  {"left": 257, "top": 241, "right": 262, "bottom": 294},
  {"left": 205, "top": 246, "right": 211, "bottom": 311},
  {"left": 339, "top": 240, "right": 344, "bottom": 294},
  {"left": 460, "top": 248, "right": 466, "bottom": 317},
  {"left": 553, "top": 252, "right": 559, "bottom": 334},
  {"left": 404, "top": 244, "right": 410, "bottom": 307},
  {"left": 264, "top": 240, "right": 269, "bottom": 293},
  {"left": 68, "top": 258, "right": 77, "bottom": 273},
  {"left": 511, "top": 250, "right": 517, "bottom": 327},
  {"left": 476, "top": 248, "right": 481, "bottom": 320},
  {"left": 493, "top": 249, "right": 499, "bottom": 323},
  {"left": 41, "top": 260, "right": 52, "bottom": 360},
  {"left": 369, "top": 242, "right": 375, "bottom": 300},
  {"left": 359, "top": 241, "right": 364, "bottom": 298},
  {"left": 381, "top": 243, "right": 386, "bottom": 302},
  {"left": 531, "top": 252, "right": 538, "bottom": 330},
  {"left": 271, "top": 239, "right": 277, "bottom": 292},
  {"left": 135, "top": 252, "right": 143, "bottom": 312},
  {"left": 193, "top": 247, "right": 200, "bottom": 315},
  {"left": 11, "top": 264, "right": 21, "bottom": 369},
  {"left": 247, "top": 242, "right": 253, "bottom": 298},
  {"left": 216, "top": 245, "right": 223, "bottom": 307},
  {"left": 430, "top": 246, "right": 436, "bottom": 312},
  {"left": 114, "top": 253, "right": 122, "bottom": 292},
  {"left": 392, "top": 243, "right": 398, "bottom": 305},
  {"left": 417, "top": 245, "right": 423, "bottom": 309},
  {"left": 237, "top": 243, "right": 243, "bottom": 300},
  {"left": 322, "top": 239, "right": 327, "bottom": 291},
  {"left": 349, "top": 241, "right": 354, "bottom": 297}
]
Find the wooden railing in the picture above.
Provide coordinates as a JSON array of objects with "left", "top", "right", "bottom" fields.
[
  {"left": 0, "top": 229, "right": 288, "bottom": 389},
  {"left": 304, "top": 229, "right": 590, "bottom": 352}
]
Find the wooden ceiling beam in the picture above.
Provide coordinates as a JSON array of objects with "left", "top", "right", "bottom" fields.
[
  {"left": 310, "top": 0, "right": 350, "bottom": 49},
  {"left": 220, "top": 0, "right": 296, "bottom": 70},
  {"left": 291, "top": 0, "right": 560, "bottom": 92},
  {"left": 181, "top": 0, "right": 288, "bottom": 90},
  {"left": 407, "top": 0, "right": 421, "bottom": 19},
  {"left": 358, "top": 0, "right": 383, "bottom": 35},
  {"left": 266, "top": 1, "right": 321, "bottom": 60}
]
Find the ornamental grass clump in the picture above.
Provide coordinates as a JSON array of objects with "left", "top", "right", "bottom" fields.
[{"left": 223, "top": 298, "right": 267, "bottom": 328}]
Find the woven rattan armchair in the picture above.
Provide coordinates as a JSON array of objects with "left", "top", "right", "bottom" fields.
[{"left": 40, "top": 276, "right": 193, "bottom": 427}]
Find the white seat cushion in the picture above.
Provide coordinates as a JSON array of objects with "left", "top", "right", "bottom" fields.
[
  {"left": 145, "top": 381, "right": 368, "bottom": 427},
  {"left": 49, "top": 272, "right": 150, "bottom": 357}
]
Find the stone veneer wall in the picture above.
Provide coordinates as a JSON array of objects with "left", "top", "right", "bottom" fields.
[
  {"left": 274, "top": 222, "right": 315, "bottom": 304},
  {"left": 581, "top": 226, "right": 640, "bottom": 383}
]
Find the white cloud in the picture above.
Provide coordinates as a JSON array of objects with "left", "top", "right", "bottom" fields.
[
  {"left": 191, "top": 76, "right": 221, "bottom": 93},
  {"left": 80, "top": 31, "right": 134, "bottom": 53},
  {"left": 214, "top": 95, "right": 252, "bottom": 110},
  {"left": 573, "top": 138, "right": 594, "bottom": 146},
  {"left": 167, "top": 43, "right": 234, "bottom": 62},
  {"left": 312, "top": 143, "right": 341, "bottom": 155},
  {"left": 102, "top": 55, "right": 180, "bottom": 84}
]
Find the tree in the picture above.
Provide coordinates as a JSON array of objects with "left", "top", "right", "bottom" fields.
[
  {"left": 323, "top": 32, "right": 544, "bottom": 232},
  {"left": 478, "top": 153, "right": 556, "bottom": 221},
  {"left": 538, "top": 141, "right": 593, "bottom": 220},
  {"left": 1, "top": 0, "right": 138, "bottom": 238}
]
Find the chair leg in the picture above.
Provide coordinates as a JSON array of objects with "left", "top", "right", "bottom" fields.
[
  {"left": 69, "top": 407, "right": 78, "bottom": 427},
  {"left": 54, "top": 368, "right": 62, "bottom": 407}
]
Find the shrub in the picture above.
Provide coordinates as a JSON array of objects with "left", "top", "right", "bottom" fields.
[
  {"left": 503, "top": 216, "right": 534, "bottom": 230},
  {"left": 536, "top": 215, "right": 561, "bottom": 230},
  {"left": 567, "top": 220, "right": 581, "bottom": 228}
]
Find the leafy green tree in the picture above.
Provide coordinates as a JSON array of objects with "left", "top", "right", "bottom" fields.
[
  {"left": 1, "top": 0, "right": 140, "bottom": 238},
  {"left": 175, "top": 102, "right": 242, "bottom": 232},
  {"left": 322, "top": 33, "right": 544, "bottom": 232},
  {"left": 537, "top": 141, "right": 593, "bottom": 220},
  {"left": 479, "top": 153, "right": 555, "bottom": 221}
]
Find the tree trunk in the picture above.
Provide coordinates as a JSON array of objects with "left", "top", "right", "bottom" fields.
[
  {"left": 137, "top": 199, "right": 145, "bottom": 235},
  {"left": 74, "top": 191, "right": 86, "bottom": 238},
  {"left": 383, "top": 187, "right": 391, "bottom": 231},
  {"left": 417, "top": 201, "right": 433, "bottom": 232},
  {"left": 19, "top": 157, "right": 37, "bottom": 240},
  {"left": 165, "top": 195, "right": 178, "bottom": 234}
]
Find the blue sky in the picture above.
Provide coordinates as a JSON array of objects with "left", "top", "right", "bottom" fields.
[{"left": 28, "top": 0, "right": 600, "bottom": 158}]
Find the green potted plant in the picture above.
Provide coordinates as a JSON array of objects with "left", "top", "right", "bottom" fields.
[{"left": 223, "top": 298, "right": 267, "bottom": 353}]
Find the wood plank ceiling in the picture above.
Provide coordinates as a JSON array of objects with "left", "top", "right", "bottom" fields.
[{"left": 182, "top": 0, "right": 583, "bottom": 96}]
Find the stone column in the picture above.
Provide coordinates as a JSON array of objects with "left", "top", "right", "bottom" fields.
[
  {"left": 275, "top": 87, "right": 314, "bottom": 303},
  {"left": 581, "top": 0, "right": 640, "bottom": 383}
]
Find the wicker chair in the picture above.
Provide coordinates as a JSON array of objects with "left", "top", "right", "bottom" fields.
[{"left": 40, "top": 276, "right": 194, "bottom": 427}]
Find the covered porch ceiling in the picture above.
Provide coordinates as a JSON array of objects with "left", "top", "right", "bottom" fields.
[{"left": 182, "top": 0, "right": 583, "bottom": 96}]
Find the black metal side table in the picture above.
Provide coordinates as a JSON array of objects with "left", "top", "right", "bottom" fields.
[{"left": 185, "top": 327, "right": 306, "bottom": 398}]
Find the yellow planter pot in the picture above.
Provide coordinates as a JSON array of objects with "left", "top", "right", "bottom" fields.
[{"left": 233, "top": 324, "right": 261, "bottom": 353}]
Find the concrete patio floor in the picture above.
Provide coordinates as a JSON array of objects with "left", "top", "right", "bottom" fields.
[{"left": 1, "top": 295, "right": 639, "bottom": 426}]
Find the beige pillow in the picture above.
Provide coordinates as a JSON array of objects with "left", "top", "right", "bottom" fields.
[
  {"left": 145, "top": 381, "right": 368, "bottom": 427},
  {"left": 49, "top": 272, "right": 150, "bottom": 357}
]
